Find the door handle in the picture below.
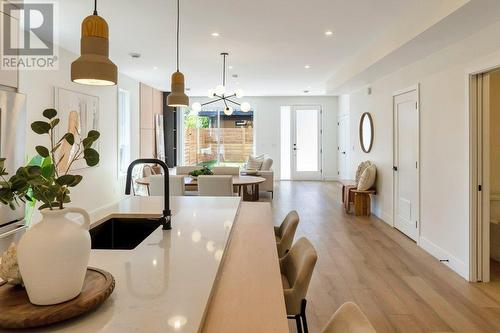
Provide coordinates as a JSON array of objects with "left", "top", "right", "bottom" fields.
[{"left": 393, "top": 166, "right": 398, "bottom": 171}]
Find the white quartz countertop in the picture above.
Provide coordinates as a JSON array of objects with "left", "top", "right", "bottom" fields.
[{"left": 12, "top": 196, "right": 241, "bottom": 333}]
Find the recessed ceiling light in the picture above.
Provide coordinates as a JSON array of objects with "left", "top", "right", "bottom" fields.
[
  {"left": 153, "top": 66, "right": 158, "bottom": 70},
  {"left": 211, "top": 32, "right": 220, "bottom": 37},
  {"left": 228, "top": 65, "right": 233, "bottom": 69},
  {"left": 304, "top": 65, "right": 311, "bottom": 69},
  {"left": 303, "top": 90, "right": 310, "bottom": 94},
  {"left": 129, "top": 52, "right": 141, "bottom": 58},
  {"left": 325, "top": 30, "right": 333, "bottom": 36}
]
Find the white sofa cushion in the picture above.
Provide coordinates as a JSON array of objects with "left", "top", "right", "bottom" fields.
[
  {"left": 357, "top": 164, "right": 376, "bottom": 191},
  {"left": 247, "top": 154, "right": 265, "bottom": 170},
  {"left": 261, "top": 158, "right": 273, "bottom": 171}
]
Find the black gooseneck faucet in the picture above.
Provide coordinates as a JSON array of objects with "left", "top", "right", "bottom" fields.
[{"left": 125, "top": 159, "right": 171, "bottom": 230}]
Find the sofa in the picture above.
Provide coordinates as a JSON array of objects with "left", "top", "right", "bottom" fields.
[{"left": 242, "top": 155, "right": 274, "bottom": 198}]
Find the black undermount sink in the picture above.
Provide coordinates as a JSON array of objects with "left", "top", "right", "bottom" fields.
[{"left": 90, "top": 218, "right": 162, "bottom": 250}]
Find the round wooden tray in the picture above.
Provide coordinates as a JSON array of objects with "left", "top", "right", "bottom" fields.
[{"left": 0, "top": 267, "right": 115, "bottom": 329}]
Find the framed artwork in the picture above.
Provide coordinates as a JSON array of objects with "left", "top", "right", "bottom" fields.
[{"left": 54, "top": 87, "right": 100, "bottom": 172}]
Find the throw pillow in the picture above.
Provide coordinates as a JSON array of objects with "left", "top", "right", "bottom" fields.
[
  {"left": 355, "top": 160, "right": 372, "bottom": 184},
  {"left": 247, "top": 154, "right": 265, "bottom": 170},
  {"left": 357, "top": 164, "right": 376, "bottom": 191}
]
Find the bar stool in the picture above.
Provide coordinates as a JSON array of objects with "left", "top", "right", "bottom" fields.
[
  {"left": 321, "top": 302, "right": 377, "bottom": 333},
  {"left": 280, "top": 237, "right": 318, "bottom": 333},
  {"left": 274, "top": 211, "right": 299, "bottom": 258}
]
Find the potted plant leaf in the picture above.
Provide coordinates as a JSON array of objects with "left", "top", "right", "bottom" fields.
[
  {"left": 0, "top": 108, "right": 100, "bottom": 305},
  {"left": 188, "top": 166, "right": 213, "bottom": 179}
]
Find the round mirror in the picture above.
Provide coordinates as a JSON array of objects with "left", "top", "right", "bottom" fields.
[{"left": 359, "top": 112, "right": 373, "bottom": 153}]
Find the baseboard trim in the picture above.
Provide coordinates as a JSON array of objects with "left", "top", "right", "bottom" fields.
[
  {"left": 419, "top": 236, "right": 469, "bottom": 280},
  {"left": 371, "top": 203, "right": 392, "bottom": 226},
  {"left": 323, "top": 176, "right": 339, "bottom": 181}
]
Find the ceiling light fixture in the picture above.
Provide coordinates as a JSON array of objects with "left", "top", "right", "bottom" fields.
[
  {"left": 191, "top": 53, "right": 251, "bottom": 115},
  {"left": 325, "top": 30, "right": 333, "bottom": 36},
  {"left": 167, "top": 0, "right": 189, "bottom": 108},
  {"left": 304, "top": 64, "right": 311, "bottom": 69},
  {"left": 71, "top": 0, "right": 117, "bottom": 86},
  {"left": 211, "top": 32, "right": 220, "bottom": 37}
]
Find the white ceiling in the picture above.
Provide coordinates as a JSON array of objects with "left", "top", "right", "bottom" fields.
[{"left": 57, "top": 0, "right": 464, "bottom": 96}]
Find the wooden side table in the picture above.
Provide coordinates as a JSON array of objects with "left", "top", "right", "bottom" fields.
[{"left": 351, "top": 190, "right": 376, "bottom": 216}]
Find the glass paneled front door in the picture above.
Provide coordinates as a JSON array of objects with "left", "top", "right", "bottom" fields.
[{"left": 291, "top": 106, "right": 322, "bottom": 180}]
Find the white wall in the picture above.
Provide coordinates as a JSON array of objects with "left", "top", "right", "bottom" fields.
[
  {"left": 190, "top": 96, "right": 339, "bottom": 180},
  {"left": 18, "top": 47, "right": 140, "bottom": 218},
  {"left": 346, "top": 20, "right": 500, "bottom": 279}
]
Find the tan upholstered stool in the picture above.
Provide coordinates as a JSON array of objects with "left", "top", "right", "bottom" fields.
[
  {"left": 280, "top": 238, "right": 318, "bottom": 333},
  {"left": 274, "top": 211, "right": 299, "bottom": 258},
  {"left": 321, "top": 302, "right": 377, "bottom": 333}
]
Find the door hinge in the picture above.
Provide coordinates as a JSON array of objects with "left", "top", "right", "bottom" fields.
[
  {"left": 478, "top": 185, "right": 482, "bottom": 191},
  {"left": 338, "top": 171, "right": 340, "bottom": 175},
  {"left": 337, "top": 122, "right": 339, "bottom": 126},
  {"left": 415, "top": 221, "right": 418, "bottom": 228},
  {"left": 416, "top": 161, "right": 418, "bottom": 169},
  {"left": 415, "top": 102, "right": 418, "bottom": 109}
]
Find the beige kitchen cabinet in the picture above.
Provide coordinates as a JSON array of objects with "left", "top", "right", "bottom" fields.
[{"left": 139, "top": 83, "right": 163, "bottom": 158}]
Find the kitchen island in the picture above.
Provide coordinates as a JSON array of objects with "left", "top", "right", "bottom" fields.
[{"left": 1, "top": 196, "right": 288, "bottom": 333}]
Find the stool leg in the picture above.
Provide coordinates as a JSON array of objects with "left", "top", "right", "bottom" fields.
[
  {"left": 300, "top": 299, "right": 309, "bottom": 333},
  {"left": 295, "top": 315, "right": 303, "bottom": 333}
]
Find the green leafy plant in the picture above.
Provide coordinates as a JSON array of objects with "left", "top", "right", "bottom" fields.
[
  {"left": 0, "top": 108, "right": 100, "bottom": 210},
  {"left": 189, "top": 166, "right": 213, "bottom": 177}
]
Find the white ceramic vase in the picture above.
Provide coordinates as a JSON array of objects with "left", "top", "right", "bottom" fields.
[{"left": 17, "top": 207, "right": 91, "bottom": 305}]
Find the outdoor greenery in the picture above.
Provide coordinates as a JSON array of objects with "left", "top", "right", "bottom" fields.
[
  {"left": 185, "top": 114, "right": 210, "bottom": 129},
  {"left": 0, "top": 108, "right": 100, "bottom": 210}
]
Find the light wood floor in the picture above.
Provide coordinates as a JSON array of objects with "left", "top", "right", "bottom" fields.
[{"left": 265, "top": 181, "right": 500, "bottom": 333}]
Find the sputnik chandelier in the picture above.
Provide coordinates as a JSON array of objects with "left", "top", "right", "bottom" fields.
[{"left": 191, "top": 53, "right": 251, "bottom": 115}]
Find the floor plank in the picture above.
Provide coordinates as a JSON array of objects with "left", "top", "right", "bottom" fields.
[{"left": 265, "top": 181, "right": 500, "bottom": 333}]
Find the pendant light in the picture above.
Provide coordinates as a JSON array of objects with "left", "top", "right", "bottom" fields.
[
  {"left": 71, "top": 0, "right": 117, "bottom": 86},
  {"left": 191, "top": 53, "right": 251, "bottom": 114},
  {"left": 167, "top": 0, "right": 189, "bottom": 107}
]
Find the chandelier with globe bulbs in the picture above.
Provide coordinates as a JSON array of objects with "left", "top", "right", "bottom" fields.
[{"left": 191, "top": 52, "right": 251, "bottom": 115}]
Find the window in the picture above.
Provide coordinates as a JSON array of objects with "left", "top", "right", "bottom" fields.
[
  {"left": 118, "top": 89, "right": 131, "bottom": 175},
  {"left": 180, "top": 108, "right": 254, "bottom": 167}
]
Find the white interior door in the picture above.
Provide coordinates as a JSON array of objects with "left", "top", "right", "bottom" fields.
[
  {"left": 393, "top": 88, "right": 420, "bottom": 241},
  {"left": 338, "top": 114, "right": 350, "bottom": 179},
  {"left": 291, "top": 106, "right": 322, "bottom": 180}
]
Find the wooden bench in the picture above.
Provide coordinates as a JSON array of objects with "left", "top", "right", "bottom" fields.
[
  {"left": 339, "top": 180, "right": 376, "bottom": 216},
  {"left": 351, "top": 189, "right": 377, "bottom": 216}
]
